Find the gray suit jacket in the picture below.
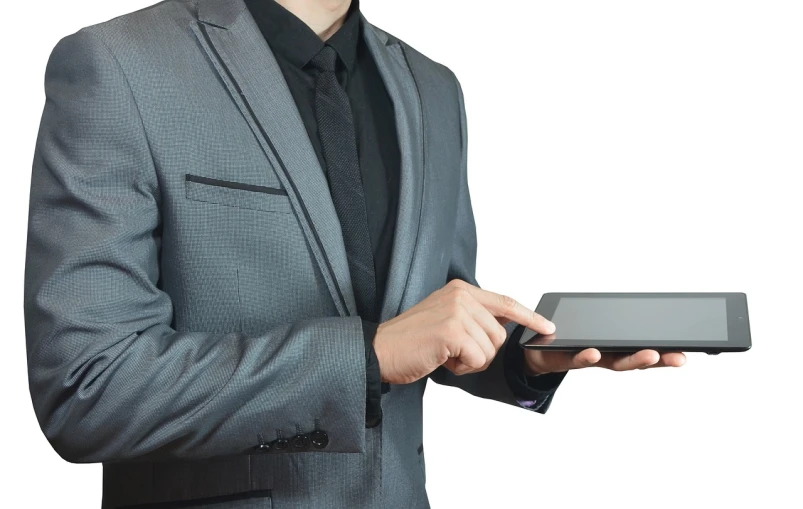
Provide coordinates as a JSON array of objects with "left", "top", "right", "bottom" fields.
[{"left": 24, "top": 1, "right": 554, "bottom": 507}]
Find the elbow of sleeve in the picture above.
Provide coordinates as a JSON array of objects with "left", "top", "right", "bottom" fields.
[
  {"left": 26, "top": 337, "right": 130, "bottom": 464},
  {"left": 31, "top": 395, "right": 102, "bottom": 464},
  {"left": 48, "top": 433, "right": 97, "bottom": 465}
]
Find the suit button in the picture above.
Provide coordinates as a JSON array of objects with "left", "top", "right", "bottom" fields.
[
  {"left": 272, "top": 438, "right": 289, "bottom": 451},
  {"left": 310, "top": 430, "right": 329, "bottom": 449},
  {"left": 254, "top": 443, "right": 270, "bottom": 453},
  {"left": 292, "top": 434, "right": 310, "bottom": 450}
]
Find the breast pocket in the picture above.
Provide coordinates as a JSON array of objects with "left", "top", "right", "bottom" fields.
[
  {"left": 117, "top": 490, "right": 273, "bottom": 508},
  {"left": 185, "top": 173, "right": 292, "bottom": 214}
]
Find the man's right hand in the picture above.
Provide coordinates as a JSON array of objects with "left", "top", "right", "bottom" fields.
[{"left": 373, "top": 279, "right": 555, "bottom": 384}]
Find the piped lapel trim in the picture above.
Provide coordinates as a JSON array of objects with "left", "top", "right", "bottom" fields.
[
  {"left": 361, "top": 18, "right": 426, "bottom": 322},
  {"left": 192, "top": 0, "right": 425, "bottom": 321},
  {"left": 192, "top": 0, "right": 358, "bottom": 317}
]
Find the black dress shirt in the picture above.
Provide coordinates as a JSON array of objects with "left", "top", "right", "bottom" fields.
[{"left": 243, "top": 0, "right": 562, "bottom": 424}]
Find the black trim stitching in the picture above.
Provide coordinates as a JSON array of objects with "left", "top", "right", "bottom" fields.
[
  {"left": 185, "top": 173, "right": 287, "bottom": 195},
  {"left": 395, "top": 43, "right": 426, "bottom": 317},
  {"left": 117, "top": 490, "right": 272, "bottom": 508},
  {"left": 198, "top": 22, "right": 349, "bottom": 315},
  {"left": 235, "top": 267, "right": 244, "bottom": 332}
]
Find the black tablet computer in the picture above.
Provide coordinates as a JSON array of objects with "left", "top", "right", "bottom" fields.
[{"left": 518, "top": 293, "right": 751, "bottom": 353}]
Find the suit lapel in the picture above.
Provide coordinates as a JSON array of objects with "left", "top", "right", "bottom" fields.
[
  {"left": 361, "top": 19, "right": 425, "bottom": 322},
  {"left": 190, "top": 0, "right": 425, "bottom": 322},
  {"left": 191, "top": 0, "right": 357, "bottom": 317}
]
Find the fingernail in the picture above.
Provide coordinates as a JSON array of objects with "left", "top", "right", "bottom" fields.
[{"left": 546, "top": 320, "right": 556, "bottom": 333}]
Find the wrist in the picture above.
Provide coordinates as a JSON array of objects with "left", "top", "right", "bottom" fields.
[{"left": 373, "top": 322, "right": 388, "bottom": 383}]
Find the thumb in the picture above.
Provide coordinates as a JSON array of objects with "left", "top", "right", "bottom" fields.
[{"left": 525, "top": 348, "right": 601, "bottom": 374}]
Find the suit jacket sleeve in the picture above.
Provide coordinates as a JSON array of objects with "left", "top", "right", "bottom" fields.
[
  {"left": 23, "top": 29, "right": 369, "bottom": 464},
  {"left": 426, "top": 72, "right": 565, "bottom": 413}
]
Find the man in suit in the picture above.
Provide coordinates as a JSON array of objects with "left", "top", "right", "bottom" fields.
[{"left": 24, "top": 1, "right": 686, "bottom": 507}]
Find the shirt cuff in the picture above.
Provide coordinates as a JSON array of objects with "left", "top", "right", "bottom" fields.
[
  {"left": 362, "top": 319, "right": 383, "bottom": 428},
  {"left": 503, "top": 324, "right": 567, "bottom": 413}
]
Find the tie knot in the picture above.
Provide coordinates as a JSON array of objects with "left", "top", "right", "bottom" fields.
[{"left": 310, "top": 44, "right": 339, "bottom": 73}]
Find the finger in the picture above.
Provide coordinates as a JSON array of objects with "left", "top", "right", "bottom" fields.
[
  {"left": 525, "top": 348, "right": 601, "bottom": 374},
  {"left": 445, "top": 350, "right": 483, "bottom": 376},
  {"left": 599, "top": 350, "right": 661, "bottom": 371},
  {"left": 641, "top": 352, "right": 687, "bottom": 369},
  {"left": 459, "top": 311, "right": 496, "bottom": 367},
  {"left": 450, "top": 332, "right": 487, "bottom": 373},
  {"left": 457, "top": 293, "right": 508, "bottom": 350},
  {"left": 572, "top": 348, "right": 603, "bottom": 369},
  {"left": 443, "top": 358, "right": 473, "bottom": 376},
  {"left": 460, "top": 285, "right": 555, "bottom": 334}
]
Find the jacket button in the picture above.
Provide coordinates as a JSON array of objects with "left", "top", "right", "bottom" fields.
[
  {"left": 310, "top": 430, "right": 329, "bottom": 449},
  {"left": 272, "top": 438, "right": 289, "bottom": 451},
  {"left": 254, "top": 442, "right": 270, "bottom": 453},
  {"left": 292, "top": 434, "right": 310, "bottom": 450}
]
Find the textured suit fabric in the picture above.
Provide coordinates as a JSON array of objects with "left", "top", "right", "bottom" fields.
[{"left": 23, "top": 1, "right": 562, "bottom": 507}]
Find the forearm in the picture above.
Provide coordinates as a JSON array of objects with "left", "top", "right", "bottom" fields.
[{"left": 25, "top": 309, "right": 369, "bottom": 463}]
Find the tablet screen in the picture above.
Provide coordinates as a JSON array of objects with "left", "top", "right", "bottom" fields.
[{"left": 550, "top": 297, "right": 728, "bottom": 342}]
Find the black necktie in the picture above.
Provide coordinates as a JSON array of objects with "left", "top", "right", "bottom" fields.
[{"left": 311, "top": 44, "right": 378, "bottom": 322}]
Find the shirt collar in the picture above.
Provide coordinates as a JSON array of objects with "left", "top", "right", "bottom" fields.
[{"left": 244, "top": 0, "right": 361, "bottom": 72}]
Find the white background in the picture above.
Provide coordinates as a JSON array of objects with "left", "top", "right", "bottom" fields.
[{"left": 3, "top": 1, "right": 801, "bottom": 507}]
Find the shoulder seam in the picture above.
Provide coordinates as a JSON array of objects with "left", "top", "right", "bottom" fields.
[{"left": 77, "top": 28, "right": 160, "bottom": 199}]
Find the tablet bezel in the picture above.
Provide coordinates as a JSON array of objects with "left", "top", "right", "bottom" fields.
[{"left": 518, "top": 292, "right": 751, "bottom": 353}]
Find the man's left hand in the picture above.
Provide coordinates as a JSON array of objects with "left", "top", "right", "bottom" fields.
[
  {"left": 523, "top": 328, "right": 687, "bottom": 375},
  {"left": 480, "top": 294, "right": 687, "bottom": 375}
]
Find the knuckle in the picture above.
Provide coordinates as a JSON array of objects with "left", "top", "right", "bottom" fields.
[
  {"left": 435, "top": 345, "right": 450, "bottom": 365},
  {"left": 447, "top": 278, "right": 465, "bottom": 289},
  {"left": 500, "top": 294, "right": 517, "bottom": 311},
  {"left": 450, "top": 286, "right": 470, "bottom": 302}
]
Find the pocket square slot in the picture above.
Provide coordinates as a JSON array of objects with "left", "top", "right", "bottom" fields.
[
  {"left": 185, "top": 173, "right": 287, "bottom": 195},
  {"left": 185, "top": 174, "right": 292, "bottom": 214}
]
